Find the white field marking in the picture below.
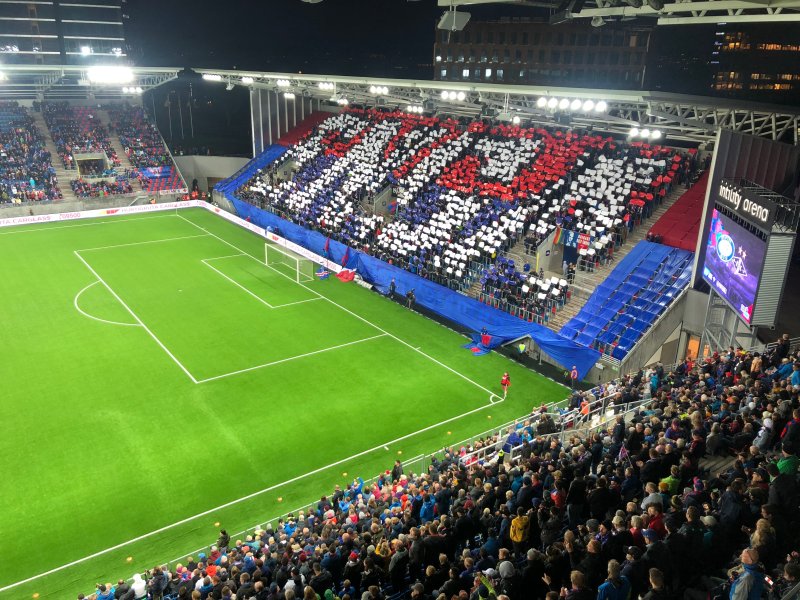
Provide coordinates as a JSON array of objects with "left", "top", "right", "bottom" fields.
[
  {"left": 201, "top": 253, "right": 246, "bottom": 261},
  {"left": 195, "top": 333, "right": 388, "bottom": 384},
  {"left": 201, "top": 258, "right": 322, "bottom": 310},
  {"left": 73, "top": 281, "right": 141, "bottom": 328},
  {"left": 76, "top": 233, "right": 209, "bottom": 252},
  {"left": 176, "top": 214, "right": 501, "bottom": 404},
  {"left": 0, "top": 397, "right": 499, "bottom": 595},
  {"left": 201, "top": 258, "right": 275, "bottom": 308},
  {"left": 0, "top": 213, "right": 178, "bottom": 235},
  {"left": 73, "top": 251, "right": 199, "bottom": 384}
]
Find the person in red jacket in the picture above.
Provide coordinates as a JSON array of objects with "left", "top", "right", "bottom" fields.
[{"left": 501, "top": 372, "right": 511, "bottom": 398}]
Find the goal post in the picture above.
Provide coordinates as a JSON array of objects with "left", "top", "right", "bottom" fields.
[{"left": 264, "top": 242, "right": 316, "bottom": 283}]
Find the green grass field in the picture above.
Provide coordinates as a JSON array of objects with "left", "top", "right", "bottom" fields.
[{"left": 0, "top": 207, "right": 568, "bottom": 599}]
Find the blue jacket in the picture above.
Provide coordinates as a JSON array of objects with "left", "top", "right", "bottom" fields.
[
  {"left": 597, "top": 576, "right": 631, "bottom": 600},
  {"left": 729, "top": 564, "right": 764, "bottom": 600},
  {"left": 420, "top": 497, "right": 435, "bottom": 523}
]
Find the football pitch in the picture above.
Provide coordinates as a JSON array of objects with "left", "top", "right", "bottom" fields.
[{"left": 0, "top": 206, "right": 567, "bottom": 599}]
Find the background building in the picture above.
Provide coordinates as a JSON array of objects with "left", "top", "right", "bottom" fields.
[
  {"left": 0, "top": 0, "right": 127, "bottom": 65},
  {"left": 433, "top": 17, "right": 652, "bottom": 89}
]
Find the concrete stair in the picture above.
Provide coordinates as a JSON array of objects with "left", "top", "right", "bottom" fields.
[
  {"left": 30, "top": 110, "right": 79, "bottom": 201},
  {"left": 96, "top": 109, "right": 134, "bottom": 169},
  {"left": 464, "top": 182, "right": 689, "bottom": 333},
  {"left": 547, "top": 183, "right": 689, "bottom": 333}
]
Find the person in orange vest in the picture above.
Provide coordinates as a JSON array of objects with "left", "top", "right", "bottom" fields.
[{"left": 580, "top": 397, "right": 590, "bottom": 421}]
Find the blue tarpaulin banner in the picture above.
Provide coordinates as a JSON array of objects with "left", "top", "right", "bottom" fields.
[{"left": 228, "top": 195, "right": 599, "bottom": 379}]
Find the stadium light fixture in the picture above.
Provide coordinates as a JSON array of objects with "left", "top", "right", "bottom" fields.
[
  {"left": 558, "top": 98, "right": 570, "bottom": 110},
  {"left": 80, "top": 46, "right": 92, "bottom": 55},
  {"left": 369, "top": 85, "right": 389, "bottom": 95},
  {"left": 440, "top": 90, "right": 448, "bottom": 100},
  {"left": 512, "top": 115, "right": 521, "bottom": 125},
  {"left": 448, "top": 91, "right": 458, "bottom": 100},
  {"left": 284, "top": 92, "right": 295, "bottom": 99},
  {"left": 629, "top": 127, "right": 640, "bottom": 137},
  {"left": 591, "top": 16, "right": 605, "bottom": 27},
  {"left": 582, "top": 100, "right": 595, "bottom": 111},
  {"left": 536, "top": 97, "right": 547, "bottom": 108},
  {"left": 87, "top": 66, "right": 133, "bottom": 84},
  {"left": 202, "top": 73, "right": 222, "bottom": 82},
  {"left": 570, "top": 99, "right": 582, "bottom": 111},
  {"left": 640, "top": 128, "right": 650, "bottom": 138},
  {"left": 595, "top": 100, "right": 608, "bottom": 112},
  {"left": 241, "top": 76, "right": 254, "bottom": 85},
  {"left": 336, "top": 97, "right": 349, "bottom": 105},
  {"left": 318, "top": 82, "right": 334, "bottom": 90},
  {"left": 122, "top": 87, "right": 129, "bottom": 93},
  {"left": 651, "top": 129, "right": 662, "bottom": 140},
  {"left": 547, "top": 97, "right": 559, "bottom": 109},
  {"left": 456, "top": 91, "right": 466, "bottom": 101},
  {"left": 406, "top": 104, "right": 424, "bottom": 114},
  {"left": 276, "top": 79, "right": 291, "bottom": 87}
]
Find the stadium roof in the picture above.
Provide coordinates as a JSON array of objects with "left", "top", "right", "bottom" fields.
[
  {"left": 0, "top": 65, "right": 797, "bottom": 145},
  {"left": 0, "top": 65, "right": 179, "bottom": 100},
  {"left": 436, "top": 0, "right": 800, "bottom": 26},
  {"left": 195, "top": 69, "right": 800, "bottom": 146}
]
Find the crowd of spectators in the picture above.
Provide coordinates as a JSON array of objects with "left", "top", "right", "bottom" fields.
[
  {"left": 71, "top": 177, "right": 134, "bottom": 198},
  {"left": 236, "top": 109, "right": 698, "bottom": 306},
  {"left": 107, "top": 104, "right": 176, "bottom": 168},
  {"left": 41, "top": 102, "right": 120, "bottom": 169},
  {"left": 0, "top": 101, "right": 62, "bottom": 204},
  {"left": 81, "top": 335, "right": 799, "bottom": 600}
]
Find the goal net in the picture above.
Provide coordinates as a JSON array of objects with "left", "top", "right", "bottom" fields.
[{"left": 264, "top": 242, "right": 317, "bottom": 283}]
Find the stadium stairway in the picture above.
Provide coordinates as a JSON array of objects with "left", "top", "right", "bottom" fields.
[
  {"left": 559, "top": 241, "right": 694, "bottom": 360},
  {"left": 96, "top": 109, "right": 135, "bottom": 170},
  {"left": 494, "top": 182, "right": 689, "bottom": 333},
  {"left": 30, "top": 110, "right": 79, "bottom": 201}
]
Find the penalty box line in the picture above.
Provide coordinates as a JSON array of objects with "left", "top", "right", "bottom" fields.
[
  {"left": 200, "top": 255, "right": 322, "bottom": 310},
  {"left": 176, "top": 214, "right": 503, "bottom": 405},
  {"left": 0, "top": 396, "right": 497, "bottom": 595}
]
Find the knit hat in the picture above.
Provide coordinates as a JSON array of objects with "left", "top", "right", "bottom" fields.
[
  {"left": 349, "top": 552, "right": 359, "bottom": 561},
  {"left": 642, "top": 529, "right": 659, "bottom": 541}
]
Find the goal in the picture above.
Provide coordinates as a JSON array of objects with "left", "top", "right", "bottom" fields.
[{"left": 264, "top": 242, "right": 317, "bottom": 283}]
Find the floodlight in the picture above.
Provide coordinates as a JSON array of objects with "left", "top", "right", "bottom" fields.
[
  {"left": 512, "top": 115, "right": 521, "bottom": 125},
  {"left": 87, "top": 66, "right": 133, "bottom": 84},
  {"left": 558, "top": 98, "right": 570, "bottom": 110},
  {"left": 276, "top": 79, "right": 291, "bottom": 87},
  {"left": 595, "top": 100, "right": 608, "bottom": 112},
  {"left": 369, "top": 85, "right": 377, "bottom": 94},
  {"left": 456, "top": 91, "right": 466, "bottom": 101},
  {"left": 241, "top": 76, "right": 254, "bottom": 84},
  {"left": 536, "top": 97, "right": 548, "bottom": 108},
  {"left": 582, "top": 100, "right": 594, "bottom": 111},
  {"left": 640, "top": 128, "right": 650, "bottom": 138},
  {"left": 448, "top": 91, "right": 458, "bottom": 100},
  {"left": 591, "top": 16, "right": 605, "bottom": 27},
  {"left": 284, "top": 92, "right": 295, "bottom": 99},
  {"left": 651, "top": 129, "right": 662, "bottom": 139},
  {"left": 629, "top": 127, "right": 639, "bottom": 137},
  {"left": 225, "top": 83, "right": 235, "bottom": 91},
  {"left": 435, "top": 55, "right": 442, "bottom": 62},
  {"left": 547, "top": 97, "right": 559, "bottom": 109},
  {"left": 441, "top": 90, "right": 449, "bottom": 100},
  {"left": 122, "top": 87, "right": 129, "bottom": 93},
  {"left": 135, "top": 86, "right": 142, "bottom": 94},
  {"left": 570, "top": 99, "right": 582, "bottom": 111},
  {"left": 80, "top": 46, "right": 92, "bottom": 55},
  {"left": 202, "top": 73, "right": 222, "bottom": 82}
]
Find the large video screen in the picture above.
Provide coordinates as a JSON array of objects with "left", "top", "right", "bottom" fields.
[{"left": 702, "top": 208, "right": 767, "bottom": 324}]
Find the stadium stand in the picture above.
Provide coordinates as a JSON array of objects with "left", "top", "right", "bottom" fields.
[
  {"left": 234, "top": 109, "right": 695, "bottom": 303},
  {"left": 81, "top": 340, "right": 800, "bottom": 600},
  {"left": 647, "top": 171, "right": 711, "bottom": 252},
  {"left": 275, "top": 111, "right": 331, "bottom": 147},
  {"left": 40, "top": 101, "right": 120, "bottom": 169},
  {"left": 560, "top": 241, "right": 694, "bottom": 359},
  {"left": 107, "top": 104, "right": 174, "bottom": 168},
  {"left": 71, "top": 177, "right": 134, "bottom": 198},
  {"left": 0, "top": 101, "right": 62, "bottom": 203}
]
